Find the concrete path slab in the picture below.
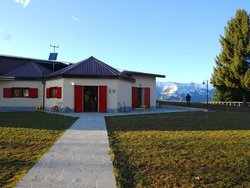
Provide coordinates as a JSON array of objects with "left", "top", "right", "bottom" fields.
[{"left": 16, "top": 107, "right": 206, "bottom": 188}]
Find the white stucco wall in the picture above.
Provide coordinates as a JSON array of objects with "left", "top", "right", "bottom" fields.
[
  {"left": 62, "top": 78, "right": 119, "bottom": 111},
  {"left": 117, "top": 80, "right": 132, "bottom": 108},
  {"left": 0, "top": 80, "right": 43, "bottom": 107}
]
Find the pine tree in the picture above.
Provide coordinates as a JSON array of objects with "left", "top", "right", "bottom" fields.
[
  {"left": 211, "top": 9, "right": 250, "bottom": 106},
  {"left": 213, "top": 89, "right": 232, "bottom": 101}
]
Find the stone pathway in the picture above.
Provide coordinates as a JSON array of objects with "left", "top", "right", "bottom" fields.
[
  {"left": 16, "top": 114, "right": 116, "bottom": 188},
  {"left": 16, "top": 107, "right": 206, "bottom": 188}
]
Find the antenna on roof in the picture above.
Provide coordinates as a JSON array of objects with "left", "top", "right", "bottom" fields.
[
  {"left": 50, "top": 44, "right": 59, "bottom": 53},
  {"left": 49, "top": 44, "right": 59, "bottom": 72}
]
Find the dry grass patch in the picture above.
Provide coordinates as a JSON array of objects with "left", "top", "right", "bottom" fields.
[{"left": 106, "top": 112, "right": 250, "bottom": 187}]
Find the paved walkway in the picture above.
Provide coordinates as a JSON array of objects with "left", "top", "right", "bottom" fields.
[
  {"left": 16, "top": 114, "right": 116, "bottom": 188},
  {"left": 16, "top": 107, "right": 206, "bottom": 188}
]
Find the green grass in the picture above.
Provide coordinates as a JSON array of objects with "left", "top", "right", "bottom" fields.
[
  {"left": 106, "top": 112, "right": 250, "bottom": 187},
  {"left": 0, "top": 112, "right": 76, "bottom": 188}
]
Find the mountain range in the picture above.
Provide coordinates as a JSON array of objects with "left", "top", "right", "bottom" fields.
[{"left": 156, "top": 81, "right": 215, "bottom": 102}]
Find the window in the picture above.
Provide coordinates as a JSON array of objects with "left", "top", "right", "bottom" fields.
[
  {"left": 50, "top": 87, "right": 57, "bottom": 98},
  {"left": 12, "top": 88, "right": 29, "bottom": 97},
  {"left": 3, "top": 88, "right": 38, "bottom": 98},
  {"left": 46, "top": 87, "right": 62, "bottom": 99}
]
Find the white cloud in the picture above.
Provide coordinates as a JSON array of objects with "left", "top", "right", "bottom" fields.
[
  {"left": 14, "top": 0, "right": 30, "bottom": 8},
  {"left": 71, "top": 16, "right": 80, "bottom": 22}
]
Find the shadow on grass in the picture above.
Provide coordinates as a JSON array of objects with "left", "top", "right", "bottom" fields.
[
  {"left": 0, "top": 158, "right": 34, "bottom": 188},
  {"left": 0, "top": 111, "right": 76, "bottom": 131},
  {"left": 106, "top": 111, "right": 250, "bottom": 132},
  {"left": 106, "top": 111, "right": 250, "bottom": 187}
]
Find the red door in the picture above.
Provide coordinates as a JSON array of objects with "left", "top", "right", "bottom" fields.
[
  {"left": 74, "top": 85, "right": 83, "bottom": 112},
  {"left": 144, "top": 87, "right": 150, "bottom": 108},
  {"left": 132, "top": 87, "right": 137, "bottom": 109},
  {"left": 99, "top": 86, "right": 107, "bottom": 112}
]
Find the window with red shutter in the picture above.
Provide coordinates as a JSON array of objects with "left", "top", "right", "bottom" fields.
[
  {"left": 46, "top": 88, "right": 50, "bottom": 98},
  {"left": 12, "top": 88, "right": 29, "bottom": 97},
  {"left": 46, "top": 87, "right": 62, "bottom": 98},
  {"left": 3, "top": 88, "right": 12, "bottom": 98},
  {"left": 29, "top": 88, "right": 38, "bottom": 98},
  {"left": 56, "top": 87, "right": 62, "bottom": 99}
]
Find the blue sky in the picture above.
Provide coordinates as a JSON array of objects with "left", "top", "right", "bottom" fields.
[{"left": 0, "top": 0, "right": 250, "bottom": 83}]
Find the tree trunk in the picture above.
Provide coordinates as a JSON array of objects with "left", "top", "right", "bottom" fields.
[{"left": 242, "top": 91, "right": 248, "bottom": 107}]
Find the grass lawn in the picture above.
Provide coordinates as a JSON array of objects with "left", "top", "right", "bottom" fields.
[
  {"left": 106, "top": 112, "right": 250, "bottom": 187},
  {"left": 0, "top": 111, "right": 75, "bottom": 188}
]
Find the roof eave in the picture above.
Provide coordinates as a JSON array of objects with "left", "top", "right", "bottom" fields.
[
  {"left": 14, "top": 77, "right": 43, "bottom": 81},
  {"left": 119, "top": 76, "right": 135, "bottom": 83},
  {"left": 0, "top": 76, "right": 15, "bottom": 80},
  {"left": 122, "top": 71, "right": 165, "bottom": 78}
]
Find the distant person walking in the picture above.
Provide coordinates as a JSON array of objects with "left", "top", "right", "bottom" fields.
[{"left": 186, "top": 93, "right": 191, "bottom": 105}]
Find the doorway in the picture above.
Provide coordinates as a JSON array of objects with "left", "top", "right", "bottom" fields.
[
  {"left": 132, "top": 87, "right": 150, "bottom": 109},
  {"left": 83, "top": 86, "right": 98, "bottom": 112},
  {"left": 136, "top": 88, "right": 142, "bottom": 108}
]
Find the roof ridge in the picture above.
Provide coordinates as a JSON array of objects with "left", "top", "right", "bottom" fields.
[
  {"left": 94, "top": 57, "right": 120, "bottom": 76},
  {"left": 30, "top": 62, "right": 43, "bottom": 76},
  {"left": 32, "top": 62, "right": 52, "bottom": 76},
  {"left": 59, "top": 56, "right": 93, "bottom": 74}
]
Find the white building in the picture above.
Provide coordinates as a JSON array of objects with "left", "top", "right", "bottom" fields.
[{"left": 0, "top": 55, "right": 165, "bottom": 112}]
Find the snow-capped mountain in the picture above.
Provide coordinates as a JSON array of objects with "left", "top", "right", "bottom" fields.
[{"left": 156, "top": 81, "right": 215, "bottom": 102}]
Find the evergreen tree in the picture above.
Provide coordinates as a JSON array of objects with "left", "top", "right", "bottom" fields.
[
  {"left": 213, "top": 89, "right": 232, "bottom": 101},
  {"left": 211, "top": 9, "right": 250, "bottom": 105}
]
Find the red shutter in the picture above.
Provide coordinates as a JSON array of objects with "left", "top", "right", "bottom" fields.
[
  {"left": 99, "top": 86, "right": 107, "bottom": 112},
  {"left": 144, "top": 87, "right": 150, "bottom": 108},
  {"left": 29, "top": 88, "right": 38, "bottom": 98},
  {"left": 56, "top": 87, "right": 62, "bottom": 99},
  {"left": 46, "top": 88, "right": 50, "bottom": 98},
  {"left": 3, "top": 88, "right": 12, "bottom": 98},
  {"left": 74, "top": 85, "right": 83, "bottom": 112},
  {"left": 132, "top": 87, "right": 137, "bottom": 109}
]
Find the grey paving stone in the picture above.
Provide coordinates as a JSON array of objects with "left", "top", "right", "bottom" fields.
[{"left": 16, "top": 115, "right": 116, "bottom": 188}]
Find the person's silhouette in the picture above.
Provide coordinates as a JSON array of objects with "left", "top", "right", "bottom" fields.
[{"left": 186, "top": 93, "right": 191, "bottom": 105}]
